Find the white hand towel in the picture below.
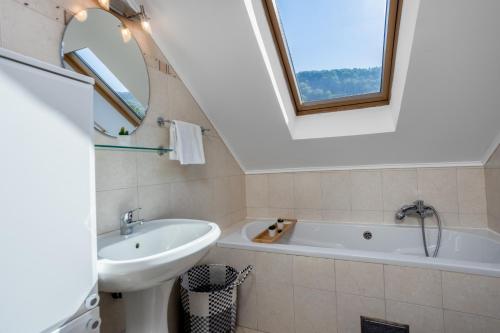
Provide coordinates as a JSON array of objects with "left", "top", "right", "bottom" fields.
[{"left": 169, "top": 120, "right": 206, "bottom": 165}]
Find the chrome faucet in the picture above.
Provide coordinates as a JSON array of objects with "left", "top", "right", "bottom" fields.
[
  {"left": 395, "top": 200, "right": 434, "bottom": 220},
  {"left": 395, "top": 200, "right": 442, "bottom": 257},
  {"left": 120, "top": 208, "right": 144, "bottom": 235}
]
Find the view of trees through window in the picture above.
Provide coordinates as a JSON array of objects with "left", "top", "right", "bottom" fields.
[
  {"left": 273, "top": 0, "right": 390, "bottom": 106},
  {"left": 296, "top": 67, "right": 382, "bottom": 103}
]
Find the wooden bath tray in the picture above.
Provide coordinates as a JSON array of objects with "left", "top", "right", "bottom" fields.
[{"left": 252, "top": 218, "right": 297, "bottom": 243}]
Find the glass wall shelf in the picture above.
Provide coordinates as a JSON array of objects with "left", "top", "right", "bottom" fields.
[{"left": 95, "top": 144, "right": 172, "bottom": 155}]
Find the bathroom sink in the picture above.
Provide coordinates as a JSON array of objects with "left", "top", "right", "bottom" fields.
[{"left": 97, "top": 219, "right": 221, "bottom": 292}]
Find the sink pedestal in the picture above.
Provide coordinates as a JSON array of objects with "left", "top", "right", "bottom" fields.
[{"left": 124, "top": 279, "right": 175, "bottom": 333}]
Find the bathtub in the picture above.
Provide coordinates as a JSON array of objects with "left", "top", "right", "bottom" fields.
[{"left": 218, "top": 219, "right": 500, "bottom": 277}]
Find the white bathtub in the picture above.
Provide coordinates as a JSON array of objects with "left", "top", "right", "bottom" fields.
[{"left": 218, "top": 219, "right": 500, "bottom": 277}]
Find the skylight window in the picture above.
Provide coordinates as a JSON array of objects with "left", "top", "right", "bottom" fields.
[{"left": 264, "top": 0, "right": 401, "bottom": 115}]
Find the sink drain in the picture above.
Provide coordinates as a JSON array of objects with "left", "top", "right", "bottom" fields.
[{"left": 363, "top": 231, "right": 372, "bottom": 240}]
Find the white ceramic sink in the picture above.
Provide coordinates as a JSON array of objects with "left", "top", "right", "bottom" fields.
[{"left": 97, "top": 219, "right": 221, "bottom": 292}]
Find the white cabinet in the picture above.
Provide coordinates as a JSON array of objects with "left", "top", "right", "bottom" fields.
[{"left": 0, "top": 48, "right": 99, "bottom": 333}]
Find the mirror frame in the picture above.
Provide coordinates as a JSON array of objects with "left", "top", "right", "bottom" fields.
[{"left": 60, "top": 8, "right": 151, "bottom": 138}]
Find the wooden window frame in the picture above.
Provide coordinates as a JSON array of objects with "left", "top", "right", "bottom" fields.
[{"left": 263, "top": 0, "right": 403, "bottom": 116}]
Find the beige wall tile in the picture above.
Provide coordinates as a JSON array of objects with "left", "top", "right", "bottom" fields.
[
  {"left": 418, "top": 168, "right": 458, "bottom": 213},
  {"left": 255, "top": 252, "right": 293, "bottom": 283},
  {"left": 246, "top": 175, "right": 268, "bottom": 208},
  {"left": 458, "top": 213, "right": 488, "bottom": 228},
  {"left": 294, "top": 286, "right": 337, "bottom": 333},
  {"left": 437, "top": 212, "right": 460, "bottom": 227},
  {"left": 214, "top": 176, "right": 232, "bottom": 218},
  {"left": 246, "top": 207, "right": 269, "bottom": 218},
  {"left": 0, "top": 0, "right": 64, "bottom": 66},
  {"left": 351, "top": 210, "right": 384, "bottom": 224},
  {"left": 95, "top": 150, "right": 138, "bottom": 191},
  {"left": 444, "top": 310, "right": 500, "bottom": 333},
  {"left": 229, "top": 175, "right": 245, "bottom": 213},
  {"left": 189, "top": 179, "right": 216, "bottom": 220},
  {"left": 13, "top": 0, "right": 65, "bottom": 21},
  {"left": 293, "top": 256, "right": 335, "bottom": 291},
  {"left": 142, "top": 69, "right": 170, "bottom": 127},
  {"left": 457, "top": 168, "right": 487, "bottom": 214},
  {"left": 230, "top": 205, "right": 248, "bottom": 227},
  {"left": 168, "top": 181, "right": 193, "bottom": 217},
  {"left": 382, "top": 169, "right": 418, "bottom": 212},
  {"left": 321, "top": 171, "right": 351, "bottom": 210},
  {"left": 96, "top": 188, "right": 138, "bottom": 235},
  {"left": 386, "top": 300, "right": 444, "bottom": 333},
  {"left": 135, "top": 154, "right": 186, "bottom": 186},
  {"left": 268, "top": 208, "right": 294, "bottom": 219},
  {"left": 137, "top": 183, "right": 171, "bottom": 221},
  {"left": 237, "top": 274, "right": 258, "bottom": 329},
  {"left": 294, "top": 172, "right": 322, "bottom": 209},
  {"left": 442, "top": 271, "right": 500, "bottom": 319},
  {"left": 322, "top": 209, "right": 352, "bottom": 222},
  {"left": 335, "top": 260, "right": 384, "bottom": 298},
  {"left": 485, "top": 147, "right": 500, "bottom": 232},
  {"left": 256, "top": 281, "right": 294, "bottom": 333},
  {"left": 268, "top": 173, "right": 293, "bottom": 208},
  {"left": 384, "top": 265, "right": 442, "bottom": 307},
  {"left": 294, "top": 208, "right": 322, "bottom": 220},
  {"left": 485, "top": 167, "right": 500, "bottom": 232},
  {"left": 337, "top": 293, "right": 385, "bottom": 333},
  {"left": 351, "top": 170, "right": 383, "bottom": 211}
]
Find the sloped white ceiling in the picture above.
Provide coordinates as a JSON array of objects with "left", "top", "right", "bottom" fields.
[{"left": 143, "top": 0, "right": 500, "bottom": 172}]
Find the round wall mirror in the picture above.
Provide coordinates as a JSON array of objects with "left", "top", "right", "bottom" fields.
[{"left": 61, "top": 8, "right": 150, "bottom": 137}]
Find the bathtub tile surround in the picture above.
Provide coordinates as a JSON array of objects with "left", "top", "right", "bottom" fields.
[
  {"left": 384, "top": 265, "right": 442, "bottom": 308},
  {"left": 337, "top": 293, "right": 386, "bottom": 333},
  {"left": 335, "top": 260, "right": 384, "bottom": 298},
  {"left": 386, "top": 301, "right": 444, "bottom": 333},
  {"left": 486, "top": 144, "right": 500, "bottom": 233},
  {"left": 294, "top": 286, "right": 337, "bottom": 333},
  {"left": 205, "top": 246, "right": 500, "bottom": 333},
  {"left": 293, "top": 255, "right": 335, "bottom": 291},
  {"left": 442, "top": 271, "right": 500, "bottom": 318},
  {"left": 443, "top": 310, "right": 500, "bottom": 333},
  {"left": 246, "top": 167, "right": 488, "bottom": 228}
]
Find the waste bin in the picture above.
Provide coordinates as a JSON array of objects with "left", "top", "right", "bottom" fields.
[{"left": 180, "top": 264, "right": 253, "bottom": 333}]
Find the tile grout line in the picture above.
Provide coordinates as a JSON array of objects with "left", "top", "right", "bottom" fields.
[
  {"left": 333, "top": 259, "right": 339, "bottom": 333},
  {"left": 383, "top": 264, "right": 387, "bottom": 319},
  {"left": 440, "top": 270, "right": 445, "bottom": 330},
  {"left": 291, "top": 256, "right": 296, "bottom": 333}
]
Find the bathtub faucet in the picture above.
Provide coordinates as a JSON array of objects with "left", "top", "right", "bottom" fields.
[
  {"left": 395, "top": 200, "right": 442, "bottom": 258},
  {"left": 395, "top": 200, "right": 434, "bottom": 220}
]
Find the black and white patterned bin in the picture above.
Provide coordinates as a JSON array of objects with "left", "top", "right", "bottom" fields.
[{"left": 180, "top": 264, "right": 253, "bottom": 333}]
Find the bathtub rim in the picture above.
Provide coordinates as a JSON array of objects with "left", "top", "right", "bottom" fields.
[{"left": 218, "top": 219, "right": 500, "bottom": 278}]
